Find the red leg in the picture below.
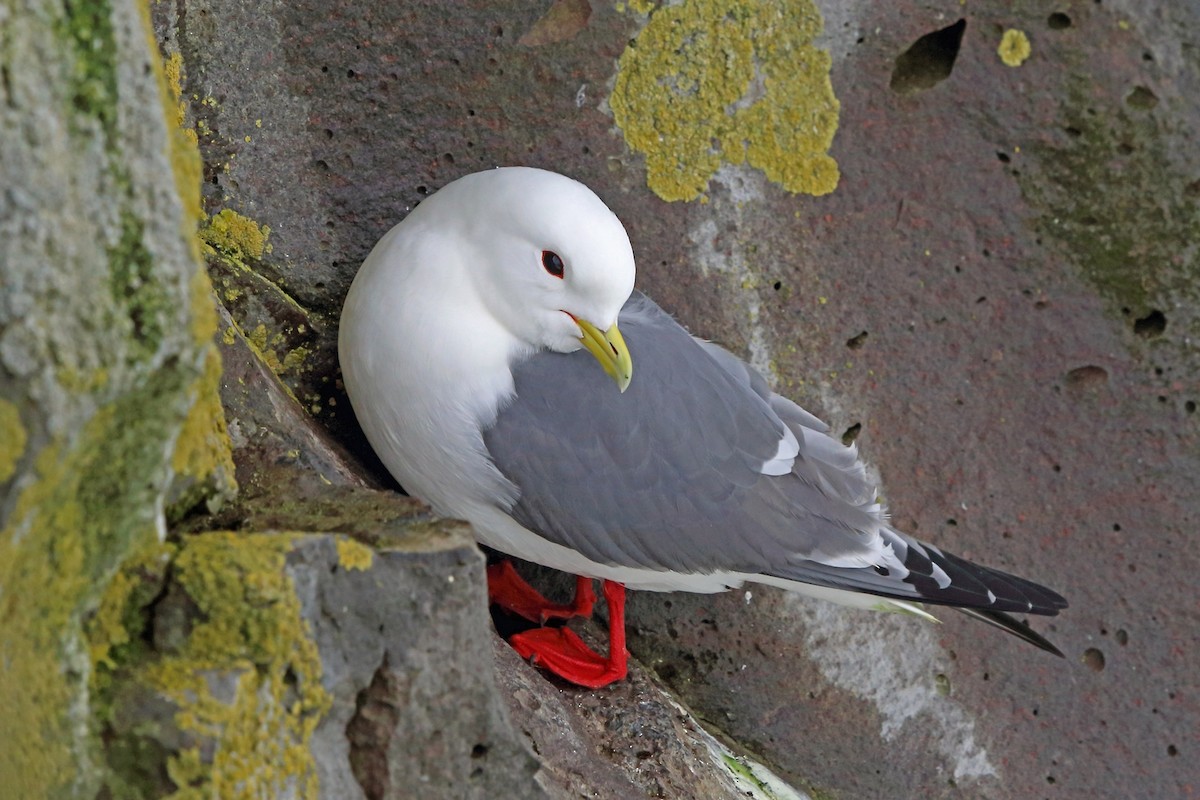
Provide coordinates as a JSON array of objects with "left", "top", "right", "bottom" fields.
[
  {"left": 509, "top": 580, "right": 628, "bottom": 688},
  {"left": 487, "top": 560, "right": 595, "bottom": 623}
]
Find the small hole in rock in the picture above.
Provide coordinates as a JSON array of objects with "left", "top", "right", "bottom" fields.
[
  {"left": 1066, "top": 364, "right": 1108, "bottom": 387},
  {"left": 1133, "top": 310, "right": 1166, "bottom": 337},
  {"left": 1047, "top": 12, "right": 1072, "bottom": 29},
  {"left": 889, "top": 19, "right": 967, "bottom": 94},
  {"left": 471, "top": 744, "right": 488, "bottom": 759},
  {"left": 841, "top": 423, "right": 862, "bottom": 446},
  {"left": 1082, "top": 647, "right": 1105, "bottom": 671},
  {"left": 1126, "top": 85, "right": 1159, "bottom": 109},
  {"left": 1064, "top": 125, "right": 1082, "bottom": 137},
  {"left": 1185, "top": 400, "right": 1196, "bottom": 414},
  {"left": 773, "top": 280, "right": 782, "bottom": 291},
  {"left": 846, "top": 331, "right": 868, "bottom": 349},
  {"left": 1167, "top": 745, "right": 1178, "bottom": 757}
]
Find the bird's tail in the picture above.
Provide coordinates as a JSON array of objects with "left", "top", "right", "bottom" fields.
[{"left": 953, "top": 606, "right": 1064, "bottom": 657}]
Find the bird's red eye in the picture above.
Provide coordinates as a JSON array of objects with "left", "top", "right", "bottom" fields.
[{"left": 541, "top": 250, "right": 565, "bottom": 279}]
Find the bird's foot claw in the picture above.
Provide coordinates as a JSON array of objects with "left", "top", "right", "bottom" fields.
[
  {"left": 487, "top": 561, "right": 595, "bottom": 624},
  {"left": 509, "top": 626, "right": 628, "bottom": 689}
]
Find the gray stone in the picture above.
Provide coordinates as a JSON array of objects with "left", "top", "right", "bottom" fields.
[
  {"left": 0, "top": 0, "right": 222, "bottom": 794},
  {"left": 294, "top": 532, "right": 544, "bottom": 800}
]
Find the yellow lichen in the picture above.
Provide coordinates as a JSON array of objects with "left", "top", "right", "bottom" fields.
[
  {"left": 0, "top": 401, "right": 164, "bottom": 798},
  {"left": 611, "top": 0, "right": 840, "bottom": 201},
  {"left": 281, "top": 344, "right": 311, "bottom": 374},
  {"left": 336, "top": 537, "right": 375, "bottom": 571},
  {"left": 171, "top": 348, "right": 237, "bottom": 498},
  {"left": 145, "top": 12, "right": 219, "bottom": 351},
  {"left": 247, "top": 322, "right": 269, "bottom": 353},
  {"left": 0, "top": 9, "right": 225, "bottom": 796},
  {"left": 87, "top": 542, "right": 174, "bottom": 681},
  {"left": 200, "top": 209, "right": 273, "bottom": 262},
  {"left": 0, "top": 399, "right": 28, "bottom": 483},
  {"left": 145, "top": 533, "right": 331, "bottom": 799},
  {"left": 998, "top": 29, "right": 1031, "bottom": 67},
  {"left": 189, "top": 264, "right": 219, "bottom": 346},
  {"left": 164, "top": 52, "right": 188, "bottom": 129}
]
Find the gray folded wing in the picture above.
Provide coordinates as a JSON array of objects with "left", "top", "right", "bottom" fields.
[
  {"left": 484, "top": 293, "right": 880, "bottom": 573},
  {"left": 483, "top": 293, "right": 1066, "bottom": 615}
]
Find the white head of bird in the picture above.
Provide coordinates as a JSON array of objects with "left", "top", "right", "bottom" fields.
[
  {"left": 339, "top": 167, "right": 637, "bottom": 516},
  {"left": 407, "top": 168, "right": 633, "bottom": 359}
]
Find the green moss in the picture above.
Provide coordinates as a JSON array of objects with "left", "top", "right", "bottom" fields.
[
  {"left": 169, "top": 348, "right": 237, "bottom": 520},
  {"left": 109, "top": 211, "right": 172, "bottom": 361},
  {"left": 0, "top": 398, "right": 26, "bottom": 483},
  {"left": 0, "top": 3, "right": 226, "bottom": 797},
  {"left": 612, "top": 0, "right": 840, "bottom": 201},
  {"left": 57, "top": 0, "right": 120, "bottom": 141},
  {"left": 0, "top": 370, "right": 190, "bottom": 799},
  {"left": 87, "top": 542, "right": 175, "bottom": 698},
  {"left": 140, "top": 533, "right": 331, "bottom": 799},
  {"left": 1018, "top": 77, "right": 1200, "bottom": 324}
]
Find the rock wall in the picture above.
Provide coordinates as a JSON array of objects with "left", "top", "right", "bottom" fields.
[
  {"left": 0, "top": 0, "right": 229, "bottom": 794},
  {"left": 3, "top": 0, "right": 1196, "bottom": 798}
]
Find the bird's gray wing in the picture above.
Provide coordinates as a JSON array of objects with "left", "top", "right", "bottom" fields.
[
  {"left": 484, "top": 293, "right": 878, "bottom": 574},
  {"left": 483, "top": 293, "right": 1067, "bottom": 615}
]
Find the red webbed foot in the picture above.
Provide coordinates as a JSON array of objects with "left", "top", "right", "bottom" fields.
[
  {"left": 507, "top": 580, "right": 628, "bottom": 689},
  {"left": 486, "top": 560, "right": 595, "bottom": 623}
]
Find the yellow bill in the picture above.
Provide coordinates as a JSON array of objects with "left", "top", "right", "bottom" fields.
[{"left": 575, "top": 318, "right": 632, "bottom": 393}]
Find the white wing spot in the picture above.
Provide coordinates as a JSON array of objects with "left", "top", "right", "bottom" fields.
[
  {"left": 931, "top": 563, "right": 952, "bottom": 589},
  {"left": 759, "top": 427, "right": 799, "bottom": 476}
]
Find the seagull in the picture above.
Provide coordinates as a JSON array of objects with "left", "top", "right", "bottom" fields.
[{"left": 338, "top": 167, "right": 1067, "bottom": 688}]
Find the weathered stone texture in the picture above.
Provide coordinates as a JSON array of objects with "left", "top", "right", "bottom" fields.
[
  {"left": 0, "top": 0, "right": 223, "bottom": 794},
  {"left": 5, "top": 0, "right": 1196, "bottom": 797}
]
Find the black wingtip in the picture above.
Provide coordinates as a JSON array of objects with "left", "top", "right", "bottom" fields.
[{"left": 955, "top": 606, "right": 1065, "bottom": 658}]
